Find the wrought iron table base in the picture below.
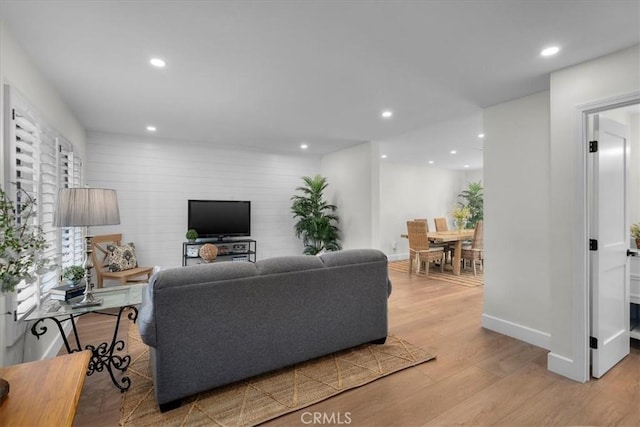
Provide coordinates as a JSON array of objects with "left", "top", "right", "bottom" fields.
[{"left": 31, "top": 305, "right": 138, "bottom": 392}]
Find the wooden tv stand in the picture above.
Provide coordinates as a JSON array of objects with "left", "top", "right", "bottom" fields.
[{"left": 182, "top": 238, "right": 256, "bottom": 266}]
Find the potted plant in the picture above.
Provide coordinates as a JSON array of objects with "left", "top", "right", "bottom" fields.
[
  {"left": 631, "top": 223, "right": 640, "bottom": 249},
  {"left": 457, "top": 181, "right": 483, "bottom": 229},
  {"left": 0, "top": 185, "right": 54, "bottom": 403},
  {"left": 1, "top": 186, "right": 53, "bottom": 293},
  {"left": 186, "top": 229, "right": 198, "bottom": 243},
  {"left": 62, "top": 265, "right": 85, "bottom": 286},
  {"left": 291, "top": 175, "right": 341, "bottom": 255},
  {"left": 451, "top": 206, "right": 471, "bottom": 230}
]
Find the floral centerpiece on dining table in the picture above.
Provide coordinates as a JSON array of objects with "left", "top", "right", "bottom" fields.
[
  {"left": 0, "top": 186, "right": 53, "bottom": 293},
  {"left": 451, "top": 206, "right": 471, "bottom": 230}
]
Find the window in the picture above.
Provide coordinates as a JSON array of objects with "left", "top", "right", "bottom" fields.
[
  {"left": 5, "top": 87, "right": 83, "bottom": 319},
  {"left": 59, "top": 141, "right": 85, "bottom": 268}
]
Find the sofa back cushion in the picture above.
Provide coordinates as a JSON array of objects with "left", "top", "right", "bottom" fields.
[
  {"left": 319, "top": 248, "right": 387, "bottom": 267},
  {"left": 256, "top": 255, "right": 324, "bottom": 275},
  {"left": 138, "top": 249, "right": 390, "bottom": 349},
  {"left": 152, "top": 261, "right": 258, "bottom": 290}
]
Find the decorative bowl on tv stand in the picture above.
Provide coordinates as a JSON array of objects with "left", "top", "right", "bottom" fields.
[{"left": 199, "top": 244, "right": 218, "bottom": 262}]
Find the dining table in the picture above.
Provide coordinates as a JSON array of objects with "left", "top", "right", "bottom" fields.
[{"left": 401, "top": 229, "right": 475, "bottom": 275}]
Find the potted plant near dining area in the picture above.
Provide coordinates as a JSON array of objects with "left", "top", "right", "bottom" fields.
[
  {"left": 451, "top": 206, "right": 471, "bottom": 230},
  {"left": 632, "top": 223, "right": 640, "bottom": 249},
  {"left": 457, "top": 181, "right": 483, "bottom": 229}
]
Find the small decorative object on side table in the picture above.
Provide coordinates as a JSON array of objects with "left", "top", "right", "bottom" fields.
[{"left": 62, "top": 265, "right": 86, "bottom": 286}]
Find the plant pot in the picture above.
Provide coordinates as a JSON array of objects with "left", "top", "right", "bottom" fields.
[{"left": 636, "top": 238, "right": 640, "bottom": 249}]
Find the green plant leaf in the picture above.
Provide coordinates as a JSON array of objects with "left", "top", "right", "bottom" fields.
[{"left": 291, "top": 175, "right": 341, "bottom": 255}]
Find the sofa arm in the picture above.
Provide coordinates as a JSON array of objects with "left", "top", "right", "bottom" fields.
[
  {"left": 137, "top": 275, "right": 157, "bottom": 347},
  {"left": 320, "top": 249, "right": 392, "bottom": 296}
]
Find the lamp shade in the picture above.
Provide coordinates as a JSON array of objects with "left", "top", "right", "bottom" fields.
[{"left": 53, "top": 188, "right": 121, "bottom": 227}]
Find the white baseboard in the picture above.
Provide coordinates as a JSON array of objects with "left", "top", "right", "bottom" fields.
[
  {"left": 481, "top": 313, "right": 551, "bottom": 350},
  {"left": 547, "top": 352, "right": 587, "bottom": 382},
  {"left": 386, "top": 253, "right": 408, "bottom": 262}
]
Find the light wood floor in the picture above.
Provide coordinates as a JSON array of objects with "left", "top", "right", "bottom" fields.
[{"left": 69, "top": 269, "right": 640, "bottom": 426}]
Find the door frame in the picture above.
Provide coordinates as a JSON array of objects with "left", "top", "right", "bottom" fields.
[{"left": 574, "top": 91, "right": 640, "bottom": 382}]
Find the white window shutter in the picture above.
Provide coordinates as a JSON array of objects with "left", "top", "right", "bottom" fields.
[{"left": 5, "top": 86, "right": 83, "bottom": 322}]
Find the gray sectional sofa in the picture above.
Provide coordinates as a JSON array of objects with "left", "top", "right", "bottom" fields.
[{"left": 137, "top": 248, "right": 392, "bottom": 411}]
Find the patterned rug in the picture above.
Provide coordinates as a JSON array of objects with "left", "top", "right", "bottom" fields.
[
  {"left": 388, "top": 259, "right": 484, "bottom": 287},
  {"left": 120, "top": 323, "right": 435, "bottom": 426}
]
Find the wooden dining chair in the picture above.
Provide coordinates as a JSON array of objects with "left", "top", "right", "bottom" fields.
[
  {"left": 406, "top": 220, "right": 444, "bottom": 276},
  {"left": 461, "top": 220, "right": 484, "bottom": 275},
  {"left": 434, "top": 217, "right": 449, "bottom": 231},
  {"left": 415, "top": 218, "right": 448, "bottom": 250},
  {"left": 434, "top": 217, "right": 454, "bottom": 263}
]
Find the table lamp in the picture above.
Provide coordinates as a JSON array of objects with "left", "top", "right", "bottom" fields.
[{"left": 53, "top": 188, "right": 120, "bottom": 308}]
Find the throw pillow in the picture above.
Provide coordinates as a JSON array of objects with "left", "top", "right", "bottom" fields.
[{"left": 107, "top": 243, "right": 138, "bottom": 272}]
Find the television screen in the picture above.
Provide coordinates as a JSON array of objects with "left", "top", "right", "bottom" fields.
[{"left": 187, "top": 200, "right": 251, "bottom": 239}]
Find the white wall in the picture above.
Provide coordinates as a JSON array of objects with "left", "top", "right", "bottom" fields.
[
  {"left": 0, "top": 22, "right": 87, "bottom": 366},
  {"left": 379, "top": 162, "right": 468, "bottom": 260},
  {"left": 321, "top": 143, "right": 375, "bottom": 250},
  {"left": 631, "top": 113, "right": 640, "bottom": 228},
  {"left": 0, "top": 23, "right": 87, "bottom": 162},
  {"left": 464, "top": 169, "right": 483, "bottom": 185},
  {"left": 482, "top": 91, "right": 551, "bottom": 349},
  {"left": 87, "top": 132, "right": 321, "bottom": 268},
  {"left": 548, "top": 45, "right": 640, "bottom": 381}
]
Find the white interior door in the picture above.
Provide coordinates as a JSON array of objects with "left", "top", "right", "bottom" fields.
[{"left": 590, "top": 114, "right": 630, "bottom": 378}]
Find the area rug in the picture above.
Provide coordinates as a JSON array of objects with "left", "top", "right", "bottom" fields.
[
  {"left": 387, "top": 259, "right": 484, "bottom": 287},
  {"left": 120, "top": 323, "right": 435, "bottom": 426}
]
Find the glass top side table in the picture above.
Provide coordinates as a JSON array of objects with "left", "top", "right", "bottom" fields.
[{"left": 26, "top": 284, "right": 145, "bottom": 391}]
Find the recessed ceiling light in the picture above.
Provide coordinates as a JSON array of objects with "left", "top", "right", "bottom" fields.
[
  {"left": 478, "top": 133, "right": 485, "bottom": 138},
  {"left": 540, "top": 46, "right": 560, "bottom": 57},
  {"left": 450, "top": 150, "right": 457, "bottom": 154},
  {"left": 381, "top": 154, "right": 388, "bottom": 159},
  {"left": 428, "top": 160, "right": 434, "bottom": 164},
  {"left": 146, "top": 125, "right": 157, "bottom": 132},
  {"left": 381, "top": 110, "right": 393, "bottom": 119},
  {"left": 300, "top": 144, "right": 308, "bottom": 149},
  {"left": 150, "top": 58, "right": 166, "bottom": 68},
  {"left": 464, "top": 165, "right": 470, "bottom": 168}
]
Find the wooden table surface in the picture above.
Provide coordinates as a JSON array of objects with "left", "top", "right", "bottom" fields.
[{"left": 0, "top": 350, "right": 91, "bottom": 427}]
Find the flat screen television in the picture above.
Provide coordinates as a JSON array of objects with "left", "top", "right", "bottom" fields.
[{"left": 187, "top": 200, "right": 251, "bottom": 239}]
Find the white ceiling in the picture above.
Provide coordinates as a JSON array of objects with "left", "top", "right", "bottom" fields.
[{"left": 1, "top": 0, "right": 639, "bottom": 169}]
